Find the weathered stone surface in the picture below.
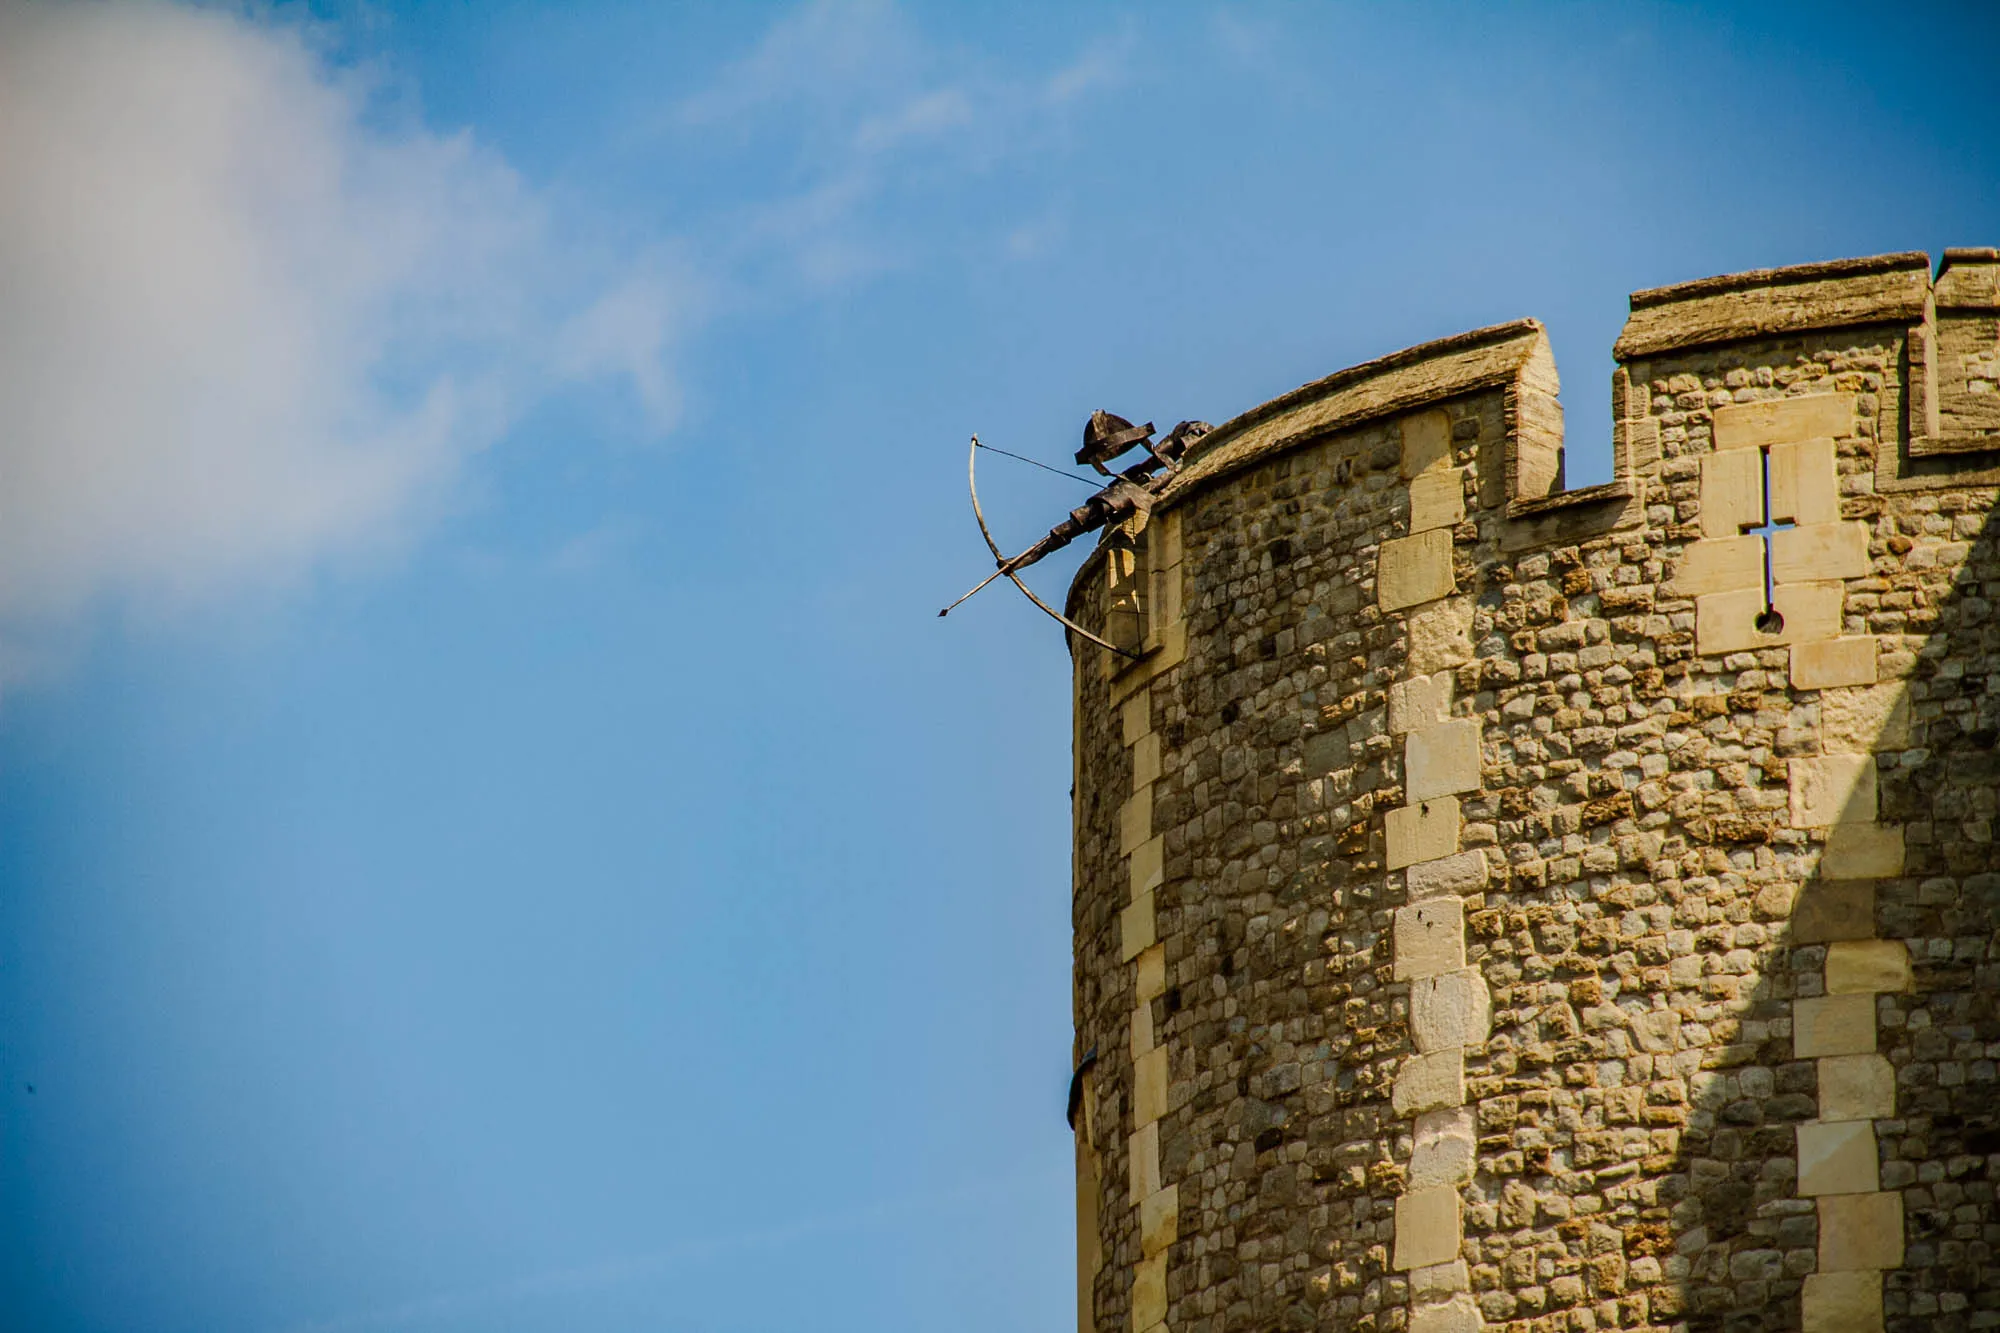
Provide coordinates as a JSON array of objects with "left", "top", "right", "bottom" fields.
[
  {"left": 1119, "top": 784, "right": 1152, "bottom": 853},
  {"left": 1394, "top": 899, "right": 1465, "bottom": 980},
  {"left": 1392, "top": 1049, "right": 1465, "bottom": 1115},
  {"left": 1797, "top": 1119, "right": 1879, "bottom": 1195},
  {"left": 1793, "top": 636, "right": 1878, "bottom": 689},
  {"left": 1700, "top": 446, "right": 1764, "bottom": 537},
  {"left": 1129, "top": 835, "right": 1164, "bottom": 896},
  {"left": 1409, "top": 469, "right": 1466, "bottom": 533},
  {"left": 1822, "top": 822, "right": 1904, "bottom": 877},
  {"left": 1138, "top": 1184, "right": 1177, "bottom": 1258},
  {"left": 1410, "top": 1260, "right": 1470, "bottom": 1302},
  {"left": 1411, "top": 968, "right": 1490, "bottom": 1052},
  {"left": 1802, "top": 1270, "right": 1884, "bottom": 1333},
  {"left": 1134, "top": 943, "right": 1165, "bottom": 1002},
  {"left": 1409, "top": 1106, "right": 1476, "bottom": 1188},
  {"left": 1818, "top": 1053, "right": 1895, "bottom": 1121},
  {"left": 1713, "top": 393, "right": 1856, "bottom": 449},
  {"left": 1401, "top": 408, "right": 1453, "bottom": 478},
  {"left": 1408, "top": 1294, "right": 1481, "bottom": 1333},
  {"left": 1393, "top": 1187, "right": 1462, "bottom": 1271},
  {"left": 1405, "top": 849, "right": 1488, "bottom": 901},
  {"left": 1793, "top": 879, "right": 1875, "bottom": 943},
  {"left": 1405, "top": 719, "right": 1482, "bottom": 801},
  {"left": 1668, "top": 534, "right": 1763, "bottom": 596},
  {"left": 1825, "top": 939, "right": 1912, "bottom": 994},
  {"left": 1379, "top": 529, "right": 1455, "bottom": 611},
  {"left": 1696, "top": 580, "right": 1843, "bottom": 654},
  {"left": 1117, "top": 891, "right": 1155, "bottom": 962},
  {"left": 1796, "top": 993, "right": 1877, "bottom": 1057},
  {"left": 1388, "top": 670, "right": 1453, "bottom": 734},
  {"left": 1818, "top": 1191, "right": 1903, "bottom": 1272},
  {"left": 1790, "top": 754, "right": 1877, "bottom": 827},
  {"left": 1133, "top": 1046, "right": 1168, "bottom": 1123},
  {"left": 1132, "top": 1250, "right": 1167, "bottom": 1325},
  {"left": 1771, "top": 520, "right": 1871, "bottom": 583},
  {"left": 1769, "top": 436, "right": 1843, "bottom": 524},
  {"left": 1126, "top": 1121, "right": 1159, "bottom": 1205},
  {"left": 1821, "top": 682, "right": 1911, "bottom": 754},
  {"left": 1406, "top": 595, "right": 1474, "bottom": 672},
  {"left": 1386, "top": 796, "right": 1460, "bottom": 870}
]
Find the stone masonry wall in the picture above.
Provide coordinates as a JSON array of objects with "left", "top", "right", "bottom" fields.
[{"left": 1065, "top": 251, "right": 2000, "bottom": 1333}]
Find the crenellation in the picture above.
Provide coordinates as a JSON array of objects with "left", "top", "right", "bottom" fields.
[{"left": 1063, "top": 250, "right": 2000, "bottom": 1333}]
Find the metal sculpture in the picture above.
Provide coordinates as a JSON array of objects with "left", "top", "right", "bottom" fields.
[{"left": 940, "top": 412, "right": 1210, "bottom": 655}]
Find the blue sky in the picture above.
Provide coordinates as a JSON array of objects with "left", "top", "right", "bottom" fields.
[{"left": 0, "top": 3, "right": 1994, "bottom": 1330}]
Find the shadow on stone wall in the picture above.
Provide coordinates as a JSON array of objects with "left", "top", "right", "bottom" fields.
[{"left": 1660, "top": 489, "right": 2000, "bottom": 1333}]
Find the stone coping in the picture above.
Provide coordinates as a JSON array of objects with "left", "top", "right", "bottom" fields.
[{"left": 1614, "top": 251, "right": 1930, "bottom": 358}]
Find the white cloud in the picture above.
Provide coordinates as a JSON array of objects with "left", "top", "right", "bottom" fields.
[{"left": 0, "top": 1, "right": 683, "bottom": 640}]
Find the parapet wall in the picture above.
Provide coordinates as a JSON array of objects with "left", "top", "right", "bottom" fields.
[{"left": 1065, "top": 250, "right": 2000, "bottom": 1333}]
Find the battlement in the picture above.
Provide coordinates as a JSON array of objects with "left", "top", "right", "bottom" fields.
[{"left": 1061, "top": 251, "right": 2000, "bottom": 1333}]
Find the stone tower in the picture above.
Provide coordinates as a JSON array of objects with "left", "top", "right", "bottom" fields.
[{"left": 1063, "top": 251, "right": 2000, "bottom": 1333}]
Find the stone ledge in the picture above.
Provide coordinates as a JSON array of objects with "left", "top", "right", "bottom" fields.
[
  {"left": 1502, "top": 477, "right": 1634, "bottom": 519},
  {"left": 1615, "top": 251, "right": 1930, "bottom": 358}
]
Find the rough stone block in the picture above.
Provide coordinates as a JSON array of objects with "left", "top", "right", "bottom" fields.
[
  {"left": 1409, "top": 1294, "right": 1481, "bottom": 1333},
  {"left": 1770, "top": 437, "right": 1843, "bottom": 525},
  {"left": 1822, "top": 683, "right": 1911, "bottom": 755},
  {"left": 1409, "top": 1106, "right": 1476, "bottom": 1188},
  {"left": 1119, "top": 892, "right": 1156, "bottom": 963},
  {"left": 1798, "top": 1119, "right": 1879, "bottom": 1195},
  {"left": 1407, "top": 596, "right": 1475, "bottom": 672},
  {"left": 1380, "top": 529, "right": 1456, "bottom": 612},
  {"left": 1392, "top": 1049, "right": 1465, "bottom": 1115},
  {"left": 1135, "top": 944, "right": 1166, "bottom": 1002},
  {"left": 1393, "top": 1186, "right": 1463, "bottom": 1271},
  {"left": 1794, "top": 879, "right": 1875, "bottom": 943},
  {"left": 1127, "top": 1121, "right": 1160, "bottom": 1205},
  {"left": 1402, "top": 409, "right": 1453, "bottom": 478},
  {"left": 1406, "top": 719, "right": 1482, "bottom": 801},
  {"left": 1303, "top": 727, "right": 1352, "bottom": 774},
  {"left": 1772, "top": 521, "right": 1871, "bottom": 583},
  {"left": 1132, "top": 1250, "right": 1167, "bottom": 1326},
  {"left": 1389, "top": 671, "right": 1453, "bottom": 734},
  {"left": 1793, "top": 637, "right": 1878, "bottom": 690},
  {"left": 1700, "top": 447, "right": 1765, "bottom": 537},
  {"left": 1121, "top": 693, "right": 1151, "bottom": 747},
  {"left": 1795, "top": 993, "right": 1877, "bottom": 1057},
  {"left": 1134, "top": 1046, "right": 1169, "bottom": 1125},
  {"left": 1696, "top": 581, "right": 1843, "bottom": 655},
  {"left": 1411, "top": 1260, "right": 1470, "bottom": 1302},
  {"left": 1409, "top": 470, "right": 1466, "bottom": 533},
  {"left": 1826, "top": 939, "right": 1912, "bottom": 995},
  {"left": 1818, "top": 1054, "right": 1895, "bottom": 1121},
  {"left": 1130, "top": 836, "right": 1164, "bottom": 897},
  {"left": 1790, "top": 754, "right": 1877, "bottom": 828},
  {"left": 1406, "top": 849, "right": 1488, "bottom": 901},
  {"left": 1139, "top": 1184, "right": 1178, "bottom": 1258},
  {"left": 1822, "top": 823, "right": 1903, "bottom": 878},
  {"left": 1818, "top": 1190, "right": 1903, "bottom": 1272},
  {"left": 1395, "top": 899, "right": 1466, "bottom": 980},
  {"left": 1131, "top": 730, "right": 1161, "bottom": 790},
  {"left": 1120, "top": 784, "right": 1153, "bottom": 854},
  {"left": 1387, "top": 797, "right": 1461, "bottom": 871},
  {"left": 1712, "top": 393, "right": 1854, "bottom": 449},
  {"left": 1411, "top": 969, "right": 1491, "bottom": 1052},
  {"left": 1802, "top": 1270, "right": 1883, "bottom": 1333},
  {"left": 1668, "top": 535, "right": 1764, "bottom": 596}
]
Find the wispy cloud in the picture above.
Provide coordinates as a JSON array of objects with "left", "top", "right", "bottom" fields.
[
  {"left": 666, "top": 1, "right": 1133, "bottom": 293},
  {"left": 0, "top": 2, "right": 687, "bottom": 659}
]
